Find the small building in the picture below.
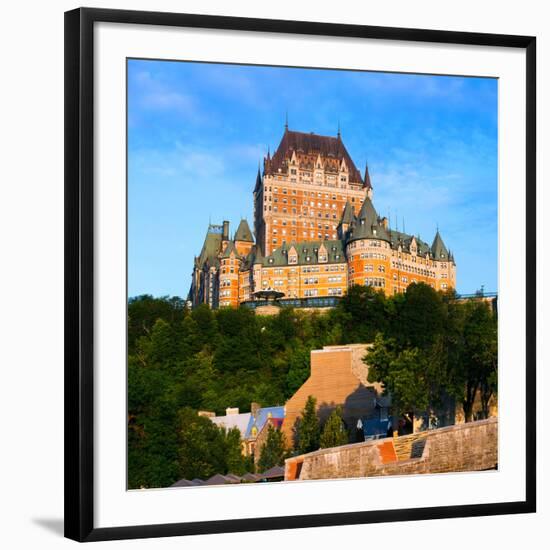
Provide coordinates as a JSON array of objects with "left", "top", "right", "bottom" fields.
[
  {"left": 244, "top": 404, "right": 285, "bottom": 458},
  {"left": 281, "top": 343, "right": 390, "bottom": 446}
]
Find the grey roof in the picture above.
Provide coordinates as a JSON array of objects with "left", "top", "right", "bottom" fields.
[
  {"left": 363, "top": 162, "right": 373, "bottom": 189},
  {"left": 339, "top": 200, "right": 355, "bottom": 225},
  {"left": 260, "top": 465, "right": 285, "bottom": 479},
  {"left": 203, "top": 474, "right": 232, "bottom": 486},
  {"left": 210, "top": 412, "right": 252, "bottom": 438},
  {"left": 241, "top": 472, "right": 263, "bottom": 482},
  {"left": 388, "top": 230, "right": 431, "bottom": 256},
  {"left": 221, "top": 240, "right": 237, "bottom": 259},
  {"left": 197, "top": 225, "right": 223, "bottom": 269},
  {"left": 431, "top": 231, "right": 449, "bottom": 261},
  {"left": 253, "top": 166, "right": 262, "bottom": 193},
  {"left": 170, "top": 478, "right": 197, "bottom": 487},
  {"left": 347, "top": 197, "right": 390, "bottom": 243},
  {"left": 262, "top": 240, "right": 346, "bottom": 267},
  {"left": 234, "top": 219, "right": 254, "bottom": 243},
  {"left": 224, "top": 473, "right": 243, "bottom": 483}
]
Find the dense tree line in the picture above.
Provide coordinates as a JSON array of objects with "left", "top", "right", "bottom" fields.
[{"left": 128, "top": 284, "right": 497, "bottom": 488}]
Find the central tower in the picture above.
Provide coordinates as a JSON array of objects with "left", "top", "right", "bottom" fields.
[{"left": 253, "top": 127, "right": 372, "bottom": 256}]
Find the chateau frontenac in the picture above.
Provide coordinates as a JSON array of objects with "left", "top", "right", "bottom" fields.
[{"left": 190, "top": 127, "right": 456, "bottom": 309}]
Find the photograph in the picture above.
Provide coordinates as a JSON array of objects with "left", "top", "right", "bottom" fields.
[{"left": 127, "top": 59, "right": 499, "bottom": 490}]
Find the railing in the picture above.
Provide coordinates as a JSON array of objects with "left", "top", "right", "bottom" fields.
[
  {"left": 455, "top": 292, "right": 498, "bottom": 300},
  {"left": 241, "top": 296, "right": 341, "bottom": 310}
]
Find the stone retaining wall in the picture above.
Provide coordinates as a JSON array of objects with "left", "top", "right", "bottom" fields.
[{"left": 285, "top": 417, "right": 497, "bottom": 481}]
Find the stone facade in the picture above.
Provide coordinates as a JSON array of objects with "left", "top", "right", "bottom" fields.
[
  {"left": 189, "top": 128, "right": 456, "bottom": 309},
  {"left": 285, "top": 417, "right": 497, "bottom": 481}
]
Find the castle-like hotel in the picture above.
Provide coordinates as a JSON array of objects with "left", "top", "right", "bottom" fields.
[{"left": 190, "top": 127, "right": 456, "bottom": 308}]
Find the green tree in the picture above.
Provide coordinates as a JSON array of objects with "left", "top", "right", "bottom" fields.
[
  {"left": 258, "top": 425, "right": 287, "bottom": 471},
  {"left": 285, "top": 346, "right": 310, "bottom": 397},
  {"left": 398, "top": 282, "right": 447, "bottom": 350},
  {"left": 456, "top": 301, "right": 498, "bottom": 421},
  {"left": 293, "top": 395, "right": 320, "bottom": 454},
  {"left": 367, "top": 335, "right": 431, "bottom": 421},
  {"left": 337, "top": 284, "right": 388, "bottom": 343},
  {"left": 223, "top": 427, "right": 248, "bottom": 475},
  {"left": 177, "top": 408, "right": 228, "bottom": 480},
  {"left": 320, "top": 406, "right": 348, "bottom": 448}
]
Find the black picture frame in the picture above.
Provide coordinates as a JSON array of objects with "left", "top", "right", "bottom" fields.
[{"left": 64, "top": 7, "right": 537, "bottom": 542}]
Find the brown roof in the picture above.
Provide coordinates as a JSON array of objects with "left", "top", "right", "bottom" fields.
[{"left": 265, "top": 129, "right": 364, "bottom": 185}]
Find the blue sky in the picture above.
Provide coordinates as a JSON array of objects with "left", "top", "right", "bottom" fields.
[{"left": 128, "top": 59, "right": 498, "bottom": 298}]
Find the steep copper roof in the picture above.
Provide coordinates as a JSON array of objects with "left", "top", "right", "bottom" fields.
[{"left": 265, "top": 129, "right": 364, "bottom": 185}]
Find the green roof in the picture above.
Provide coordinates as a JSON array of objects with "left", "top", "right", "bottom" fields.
[
  {"left": 348, "top": 197, "right": 390, "bottom": 242},
  {"left": 262, "top": 240, "right": 346, "bottom": 267},
  {"left": 197, "top": 226, "right": 223, "bottom": 269},
  {"left": 234, "top": 219, "right": 254, "bottom": 243},
  {"left": 431, "top": 231, "right": 449, "bottom": 261},
  {"left": 339, "top": 200, "right": 355, "bottom": 225},
  {"left": 221, "top": 240, "right": 237, "bottom": 259}
]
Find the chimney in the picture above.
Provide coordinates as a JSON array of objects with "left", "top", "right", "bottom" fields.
[
  {"left": 222, "top": 220, "right": 230, "bottom": 241},
  {"left": 225, "top": 407, "right": 239, "bottom": 416},
  {"left": 198, "top": 410, "right": 215, "bottom": 418},
  {"left": 251, "top": 402, "right": 261, "bottom": 418}
]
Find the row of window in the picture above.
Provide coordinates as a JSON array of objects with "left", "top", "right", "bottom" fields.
[{"left": 364, "top": 265, "right": 385, "bottom": 272}]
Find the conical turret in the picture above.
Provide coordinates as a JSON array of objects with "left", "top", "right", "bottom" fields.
[
  {"left": 234, "top": 219, "right": 254, "bottom": 243},
  {"left": 431, "top": 230, "right": 449, "bottom": 261}
]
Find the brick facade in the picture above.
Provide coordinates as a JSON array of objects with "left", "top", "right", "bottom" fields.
[{"left": 189, "top": 128, "right": 456, "bottom": 309}]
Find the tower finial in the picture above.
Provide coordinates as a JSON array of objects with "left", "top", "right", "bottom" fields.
[
  {"left": 337, "top": 119, "right": 341, "bottom": 138},
  {"left": 285, "top": 110, "right": 288, "bottom": 131}
]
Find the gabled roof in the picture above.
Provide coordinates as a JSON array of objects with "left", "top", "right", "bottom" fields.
[
  {"left": 245, "top": 406, "right": 285, "bottom": 439},
  {"left": 234, "top": 219, "right": 254, "bottom": 243},
  {"left": 221, "top": 240, "right": 237, "bottom": 259},
  {"left": 431, "top": 230, "right": 449, "bottom": 261},
  {"left": 266, "top": 128, "right": 364, "bottom": 185}
]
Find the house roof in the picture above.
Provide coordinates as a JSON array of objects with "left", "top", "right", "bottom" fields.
[
  {"left": 265, "top": 128, "right": 364, "bottom": 185},
  {"left": 211, "top": 412, "right": 252, "bottom": 438},
  {"left": 203, "top": 474, "right": 232, "bottom": 486},
  {"left": 245, "top": 406, "right": 285, "bottom": 439},
  {"left": 259, "top": 465, "right": 285, "bottom": 479},
  {"left": 170, "top": 478, "right": 197, "bottom": 487}
]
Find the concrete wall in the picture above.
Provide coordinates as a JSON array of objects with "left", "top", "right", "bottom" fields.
[{"left": 285, "top": 417, "right": 497, "bottom": 481}]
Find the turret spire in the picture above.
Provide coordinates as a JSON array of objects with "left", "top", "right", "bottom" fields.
[{"left": 363, "top": 161, "right": 372, "bottom": 189}]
